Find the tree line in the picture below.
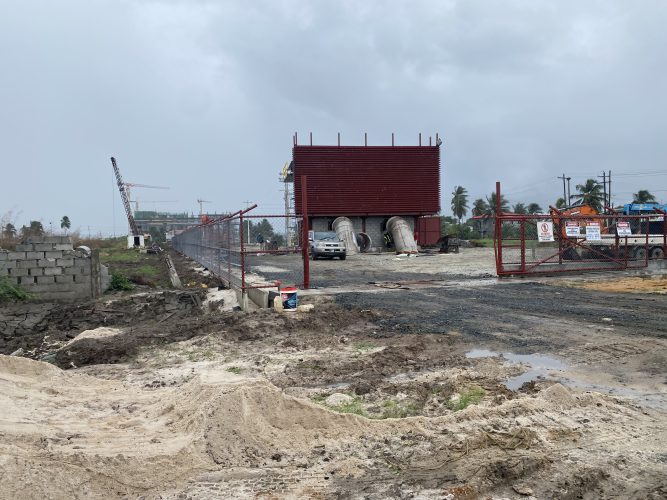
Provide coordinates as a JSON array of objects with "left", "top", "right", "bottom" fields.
[
  {"left": 449, "top": 181, "right": 660, "bottom": 239},
  {"left": 2, "top": 216, "right": 71, "bottom": 241}
]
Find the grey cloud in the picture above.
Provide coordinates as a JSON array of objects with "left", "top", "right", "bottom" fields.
[{"left": 1, "top": 0, "right": 666, "bottom": 234}]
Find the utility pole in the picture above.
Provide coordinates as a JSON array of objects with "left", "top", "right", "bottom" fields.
[
  {"left": 598, "top": 171, "right": 607, "bottom": 211},
  {"left": 557, "top": 174, "right": 567, "bottom": 206},
  {"left": 608, "top": 170, "right": 612, "bottom": 208},
  {"left": 566, "top": 177, "right": 571, "bottom": 205}
]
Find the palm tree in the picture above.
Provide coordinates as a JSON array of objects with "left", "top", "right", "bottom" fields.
[
  {"left": 527, "top": 203, "right": 543, "bottom": 214},
  {"left": 572, "top": 179, "right": 604, "bottom": 212},
  {"left": 2, "top": 223, "right": 16, "bottom": 239},
  {"left": 555, "top": 197, "right": 566, "bottom": 209},
  {"left": 471, "top": 198, "right": 488, "bottom": 216},
  {"left": 60, "top": 215, "right": 71, "bottom": 234},
  {"left": 471, "top": 198, "right": 489, "bottom": 236},
  {"left": 633, "top": 190, "right": 656, "bottom": 204},
  {"left": 450, "top": 186, "right": 469, "bottom": 224},
  {"left": 512, "top": 202, "right": 527, "bottom": 215},
  {"left": 486, "top": 192, "right": 510, "bottom": 215}
]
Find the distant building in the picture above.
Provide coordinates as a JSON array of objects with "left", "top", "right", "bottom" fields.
[{"left": 134, "top": 211, "right": 228, "bottom": 236}]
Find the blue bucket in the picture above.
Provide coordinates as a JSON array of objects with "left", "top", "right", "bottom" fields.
[{"left": 281, "top": 286, "right": 298, "bottom": 312}]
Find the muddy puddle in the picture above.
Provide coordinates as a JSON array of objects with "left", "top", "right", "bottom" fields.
[{"left": 467, "top": 348, "right": 667, "bottom": 410}]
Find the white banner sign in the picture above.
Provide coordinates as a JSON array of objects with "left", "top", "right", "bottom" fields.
[
  {"left": 586, "top": 222, "right": 601, "bottom": 241},
  {"left": 616, "top": 221, "right": 632, "bottom": 237},
  {"left": 565, "top": 221, "right": 580, "bottom": 237},
  {"left": 537, "top": 221, "right": 554, "bottom": 242}
]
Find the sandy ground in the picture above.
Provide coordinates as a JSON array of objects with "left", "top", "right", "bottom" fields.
[{"left": 1, "top": 247, "right": 666, "bottom": 498}]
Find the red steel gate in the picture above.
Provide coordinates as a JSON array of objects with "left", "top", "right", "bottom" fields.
[{"left": 492, "top": 183, "right": 666, "bottom": 276}]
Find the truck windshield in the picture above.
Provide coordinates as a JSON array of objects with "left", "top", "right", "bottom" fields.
[{"left": 313, "top": 232, "right": 338, "bottom": 241}]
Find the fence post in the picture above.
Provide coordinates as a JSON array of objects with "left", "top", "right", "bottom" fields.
[
  {"left": 494, "top": 181, "right": 503, "bottom": 274},
  {"left": 301, "top": 175, "right": 310, "bottom": 289},
  {"left": 240, "top": 212, "right": 247, "bottom": 309},
  {"left": 520, "top": 219, "right": 526, "bottom": 272}
]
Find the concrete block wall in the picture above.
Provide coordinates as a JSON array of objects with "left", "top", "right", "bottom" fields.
[
  {"left": 311, "top": 216, "right": 416, "bottom": 252},
  {"left": 0, "top": 236, "right": 110, "bottom": 301}
]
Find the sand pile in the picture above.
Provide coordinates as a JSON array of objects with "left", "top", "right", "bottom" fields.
[{"left": 1, "top": 355, "right": 664, "bottom": 499}]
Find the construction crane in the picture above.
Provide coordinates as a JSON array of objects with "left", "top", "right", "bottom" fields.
[
  {"left": 197, "top": 199, "right": 212, "bottom": 215},
  {"left": 124, "top": 182, "right": 169, "bottom": 209},
  {"left": 134, "top": 199, "right": 178, "bottom": 211},
  {"left": 111, "top": 157, "right": 140, "bottom": 236}
]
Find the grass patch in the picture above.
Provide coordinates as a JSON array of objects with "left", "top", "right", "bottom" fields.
[
  {"left": 226, "top": 366, "right": 241, "bottom": 374},
  {"left": 134, "top": 265, "right": 159, "bottom": 277},
  {"left": 101, "top": 250, "right": 141, "bottom": 263},
  {"left": 310, "top": 393, "right": 327, "bottom": 404},
  {"left": 469, "top": 239, "right": 494, "bottom": 248},
  {"left": 311, "top": 393, "right": 368, "bottom": 417},
  {"left": 354, "top": 341, "right": 377, "bottom": 353},
  {"left": 446, "top": 386, "right": 486, "bottom": 411},
  {"left": 0, "top": 277, "right": 31, "bottom": 302},
  {"left": 380, "top": 399, "right": 421, "bottom": 419},
  {"left": 108, "top": 271, "right": 134, "bottom": 291},
  {"left": 330, "top": 396, "right": 367, "bottom": 417},
  {"left": 187, "top": 348, "right": 216, "bottom": 362}
]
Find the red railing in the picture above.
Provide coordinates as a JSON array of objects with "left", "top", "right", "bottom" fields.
[{"left": 493, "top": 182, "right": 666, "bottom": 276}]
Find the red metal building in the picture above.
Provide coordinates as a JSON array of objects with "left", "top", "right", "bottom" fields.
[
  {"left": 292, "top": 142, "right": 441, "bottom": 248},
  {"left": 293, "top": 145, "right": 440, "bottom": 216}
]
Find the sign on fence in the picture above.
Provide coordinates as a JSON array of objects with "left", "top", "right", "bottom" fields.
[
  {"left": 565, "top": 221, "right": 580, "bottom": 237},
  {"left": 616, "top": 221, "right": 632, "bottom": 236},
  {"left": 585, "top": 222, "right": 601, "bottom": 241},
  {"left": 537, "top": 221, "right": 554, "bottom": 242}
]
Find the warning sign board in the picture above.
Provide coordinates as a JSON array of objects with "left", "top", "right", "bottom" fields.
[
  {"left": 565, "top": 221, "right": 580, "bottom": 237},
  {"left": 537, "top": 221, "right": 554, "bottom": 242},
  {"left": 616, "top": 221, "right": 632, "bottom": 236},
  {"left": 586, "top": 222, "right": 601, "bottom": 241}
]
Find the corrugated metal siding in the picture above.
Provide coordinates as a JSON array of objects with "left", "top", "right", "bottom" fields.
[
  {"left": 416, "top": 216, "right": 441, "bottom": 246},
  {"left": 293, "top": 146, "right": 440, "bottom": 216}
]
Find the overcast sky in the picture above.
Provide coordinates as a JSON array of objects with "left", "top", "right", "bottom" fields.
[{"left": 2, "top": 0, "right": 666, "bottom": 234}]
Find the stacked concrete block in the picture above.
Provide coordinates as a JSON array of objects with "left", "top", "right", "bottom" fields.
[{"left": 0, "top": 236, "right": 110, "bottom": 302}]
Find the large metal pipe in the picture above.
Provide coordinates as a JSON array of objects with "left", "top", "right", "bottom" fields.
[
  {"left": 356, "top": 232, "right": 372, "bottom": 252},
  {"left": 332, "top": 217, "right": 359, "bottom": 254},
  {"left": 387, "top": 216, "right": 418, "bottom": 254}
]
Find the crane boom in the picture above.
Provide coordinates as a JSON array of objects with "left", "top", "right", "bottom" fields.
[{"left": 111, "top": 157, "right": 140, "bottom": 236}]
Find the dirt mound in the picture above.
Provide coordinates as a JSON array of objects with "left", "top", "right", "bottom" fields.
[
  {"left": 0, "top": 290, "right": 206, "bottom": 358},
  {"left": 3, "top": 354, "right": 665, "bottom": 498}
]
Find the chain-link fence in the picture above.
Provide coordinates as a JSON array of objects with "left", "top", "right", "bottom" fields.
[
  {"left": 172, "top": 207, "right": 307, "bottom": 298},
  {"left": 494, "top": 212, "right": 666, "bottom": 276}
]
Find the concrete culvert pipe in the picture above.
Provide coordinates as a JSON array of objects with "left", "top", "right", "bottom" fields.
[
  {"left": 332, "top": 217, "right": 359, "bottom": 254},
  {"left": 356, "top": 232, "right": 372, "bottom": 253},
  {"left": 387, "top": 216, "right": 418, "bottom": 254}
]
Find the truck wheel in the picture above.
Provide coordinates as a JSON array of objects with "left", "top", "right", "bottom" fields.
[
  {"left": 633, "top": 247, "right": 648, "bottom": 260},
  {"left": 340, "top": 255, "right": 346, "bottom": 260},
  {"left": 650, "top": 247, "right": 665, "bottom": 259}
]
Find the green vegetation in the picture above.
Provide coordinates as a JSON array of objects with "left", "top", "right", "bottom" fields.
[
  {"left": 135, "top": 265, "right": 159, "bottom": 277},
  {"left": 329, "top": 396, "right": 367, "bottom": 416},
  {"left": 446, "top": 386, "right": 486, "bottom": 411},
  {"left": 311, "top": 393, "right": 368, "bottom": 417},
  {"left": 451, "top": 186, "right": 469, "bottom": 224},
  {"left": 380, "top": 399, "right": 421, "bottom": 419},
  {"left": 354, "top": 341, "right": 377, "bottom": 353},
  {"left": 469, "top": 238, "right": 494, "bottom": 247},
  {"left": 108, "top": 271, "right": 134, "bottom": 291},
  {"left": 226, "top": 366, "right": 241, "bottom": 374},
  {"left": 0, "top": 277, "right": 31, "bottom": 302},
  {"left": 101, "top": 250, "right": 141, "bottom": 263}
]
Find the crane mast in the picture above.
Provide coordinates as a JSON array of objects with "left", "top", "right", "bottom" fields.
[{"left": 110, "top": 157, "right": 140, "bottom": 236}]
